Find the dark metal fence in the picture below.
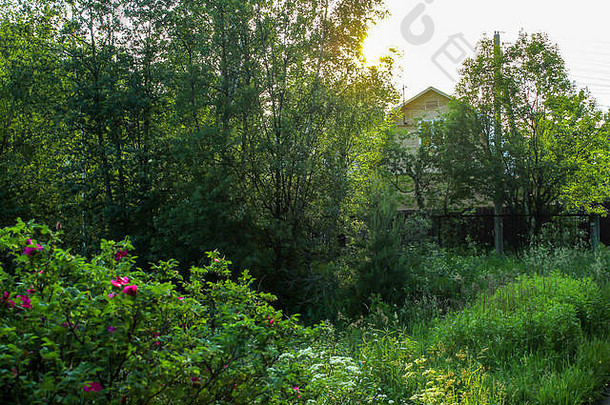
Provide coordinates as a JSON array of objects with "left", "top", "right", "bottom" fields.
[{"left": 401, "top": 208, "right": 604, "bottom": 251}]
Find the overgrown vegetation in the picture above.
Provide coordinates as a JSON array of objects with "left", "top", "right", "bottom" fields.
[
  {"left": 2, "top": 1, "right": 610, "bottom": 403},
  {"left": 3, "top": 221, "right": 610, "bottom": 404}
]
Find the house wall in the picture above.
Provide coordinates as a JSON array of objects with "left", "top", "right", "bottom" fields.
[{"left": 394, "top": 90, "right": 450, "bottom": 151}]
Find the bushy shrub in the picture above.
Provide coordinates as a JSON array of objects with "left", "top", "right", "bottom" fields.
[
  {"left": 436, "top": 274, "right": 608, "bottom": 366},
  {"left": 0, "top": 220, "right": 314, "bottom": 404}
]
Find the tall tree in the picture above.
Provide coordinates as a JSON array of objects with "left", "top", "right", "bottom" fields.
[
  {"left": 0, "top": 0, "right": 398, "bottom": 315},
  {"left": 413, "top": 32, "right": 610, "bottom": 233},
  {"left": 0, "top": 1, "right": 67, "bottom": 226}
]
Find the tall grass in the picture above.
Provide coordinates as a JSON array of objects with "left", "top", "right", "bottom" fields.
[{"left": 330, "top": 245, "right": 610, "bottom": 405}]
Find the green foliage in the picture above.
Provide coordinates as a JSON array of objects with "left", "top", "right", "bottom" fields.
[
  {"left": 432, "top": 272, "right": 610, "bottom": 404},
  {"left": 404, "top": 32, "right": 610, "bottom": 223},
  {"left": 0, "top": 0, "right": 398, "bottom": 318},
  {"left": 352, "top": 180, "right": 413, "bottom": 310},
  {"left": 436, "top": 275, "right": 608, "bottom": 365},
  {"left": 405, "top": 353, "right": 505, "bottom": 405},
  {"left": 0, "top": 220, "right": 315, "bottom": 404}
]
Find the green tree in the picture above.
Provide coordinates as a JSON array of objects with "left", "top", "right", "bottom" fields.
[
  {"left": 0, "top": 1, "right": 67, "bottom": 226},
  {"left": 419, "top": 32, "right": 609, "bottom": 232},
  {"left": 0, "top": 0, "right": 398, "bottom": 317}
]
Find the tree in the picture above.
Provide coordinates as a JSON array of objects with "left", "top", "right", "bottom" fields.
[
  {"left": 0, "top": 1, "right": 67, "bottom": 226},
  {"left": 0, "top": 0, "right": 398, "bottom": 317},
  {"left": 418, "top": 32, "right": 610, "bottom": 234}
]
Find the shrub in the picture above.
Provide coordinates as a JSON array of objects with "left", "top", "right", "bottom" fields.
[
  {"left": 0, "top": 220, "right": 314, "bottom": 404},
  {"left": 435, "top": 274, "right": 608, "bottom": 367}
]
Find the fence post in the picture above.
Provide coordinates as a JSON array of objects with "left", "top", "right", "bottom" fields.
[
  {"left": 590, "top": 214, "right": 600, "bottom": 250},
  {"left": 493, "top": 202, "right": 504, "bottom": 254}
]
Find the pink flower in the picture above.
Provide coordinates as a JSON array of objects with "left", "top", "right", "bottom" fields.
[
  {"left": 107, "top": 326, "right": 117, "bottom": 333},
  {"left": 178, "top": 297, "right": 185, "bottom": 301},
  {"left": 108, "top": 292, "right": 117, "bottom": 299},
  {"left": 26, "top": 288, "right": 35, "bottom": 295},
  {"left": 114, "top": 249, "right": 129, "bottom": 261},
  {"left": 84, "top": 381, "right": 103, "bottom": 392},
  {"left": 38, "top": 269, "right": 44, "bottom": 275},
  {"left": 16, "top": 295, "right": 32, "bottom": 309},
  {"left": 190, "top": 377, "right": 199, "bottom": 383},
  {"left": 2, "top": 291, "right": 15, "bottom": 308},
  {"left": 122, "top": 285, "right": 137, "bottom": 296},
  {"left": 22, "top": 238, "right": 43, "bottom": 256},
  {"left": 111, "top": 277, "right": 130, "bottom": 287}
]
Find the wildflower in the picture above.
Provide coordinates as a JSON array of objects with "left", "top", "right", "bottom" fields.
[
  {"left": 83, "top": 381, "right": 103, "bottom": 392},
  {"left": 2, "top": 291, "right": 15, "bottom": 308},
  {"left": 108, "top": 292, "right": 117, "bottom": 299},
  {"left": 115, "top": 249, "right": 129, "bottom": 261},
  {"left": 292, "top": 386, "right": 302, "bottom": 399},
  {"left": 178, "top": 297, "right": 185, "bottom": 301},
  {"left": 190, "top": 377, "right": 199, "bottom": 384},
  {"left": 26, "top": 288, "right": 35, "bottom": 295},
  {"left": 111, "top": 277, "right": 130, "bottom": 287},
  {"left": 23, "top": 238, "right": 43, "bottom": 256},
  {"left": 16, "top": 295, "right": 32, "bottom": 309},
  {"left": 122, "top": 285, "right": 137, "bottom": 296},
  {"left": 107, "top": 326, "right": 117, "bottom": 333}
]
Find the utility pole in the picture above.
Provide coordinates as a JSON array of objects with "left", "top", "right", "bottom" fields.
[{"left": 493, "top": 31, "right": 504, "bottom": 254}]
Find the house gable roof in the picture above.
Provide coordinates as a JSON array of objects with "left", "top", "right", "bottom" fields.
[{"left": 398, "top": 86, "right": 452, "bottom": 110}]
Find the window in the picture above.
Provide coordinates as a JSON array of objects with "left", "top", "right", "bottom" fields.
[{"left": 425, "top": 100, "right": 440, "bottom": 110}]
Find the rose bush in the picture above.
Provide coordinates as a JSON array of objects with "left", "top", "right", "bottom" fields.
[{"left": 0, "top": 220, "right": 315, "bottom": 404}]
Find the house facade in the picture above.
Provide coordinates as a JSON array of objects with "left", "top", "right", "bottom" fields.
[
  {"left": 392, "top": 86, "right": 452, "bottom": 210},
  {"left": 394, "top": 86, "right": 452, "bottom": 150}
]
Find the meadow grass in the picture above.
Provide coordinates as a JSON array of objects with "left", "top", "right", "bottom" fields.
[{"left": 332, "top": 245, "right": 610, "bottom": 404}]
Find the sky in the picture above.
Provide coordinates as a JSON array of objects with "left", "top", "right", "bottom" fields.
[{"left": 362, "top": 0, "right": 610, "bottom": 110}]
